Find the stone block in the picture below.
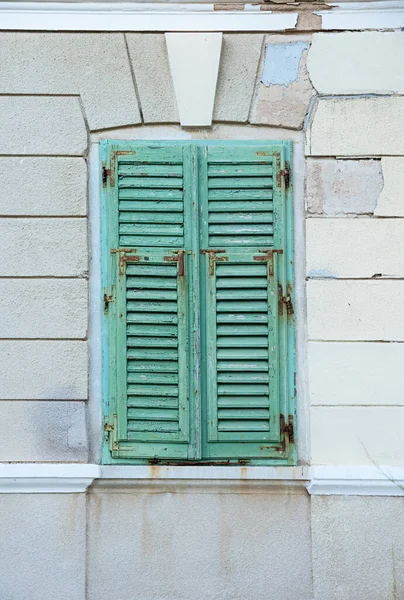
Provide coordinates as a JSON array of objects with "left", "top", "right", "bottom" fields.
[
  {"left": 308, "top": 31, "right": 404, "bottom": 94},
  {"left": 375, "top": 157, "right": 404, "bottom": 217},
  {"left": 126, "top": 34, "right": 178, "bottom": 124},
  {"left": 311, "top": 406, "right": 404, "bottom": 465},
  {"left": 0, "top": 157, "right": 87, "bottom": 216},
  {"left": 309, "top": 97, "right": 404, "bottom": 156},
  {"left": 305, "top": 158, "right": 383, "bottom": 215},
  {"left": 0, "top": 494, "right": 86, "bottom": 600},
  {"left": 312, "top": 496, "right": 404, "bottom": 599},
  {"left": 308, "top": 341, "right": 404, "bottom": 406},
  {"left": 250, "top": 38, "right": 314, "bottom": 130},
  {"left": 0, "top": 341, "right": 88, "bottom": 400},
  {"left": 306, "top": 219, "right": 404, "bottom": 278},
  {"left": 0, "top": 279, "right": 87, "bottom": 339},
  {"left": 0, "top": 401, "right": 88, "bottom": 461},
  {"left": 88, "top": 487, "right": 313, "bottom": 600},
  {"left": 0, "top": 218, "right": 87, "bottom": 277},
  {"left": 307, "top": 280, "right": 404, "bottom": 341},
  {"left": 0, "top": 96, "right": 87, "bottom": 156},
  {"left": 0, "top": 32, "right": 140, "bottom": 130},
  {"left": 214, "top": 34, "right": 263, "bottom": 123}
]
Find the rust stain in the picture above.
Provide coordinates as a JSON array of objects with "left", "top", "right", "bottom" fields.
[{"left": 149, "top": 465, "right": 162, "bottom": 478}]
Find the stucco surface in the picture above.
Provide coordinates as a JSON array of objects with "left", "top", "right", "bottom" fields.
[
  {"left": 0, "top": 157, "right": 87, "bottom": 216},
  {"left": 312, "top": 496, "right": 404, "bottom": 599},
  {"left": 375, "top": 157, "right": 404, "bottom": 217},
  {"left": 0, "top": 494, "right": 86, "bottom": 600},
  {"left": 0, "top": 401, "right": 88, "bottom": 461},
  {"left": 308, "top": 31, "right": 404, "bottom": 94},
  {"left": 0, "top": 32, "right": 140, "bottom": 130},
  {"left": 307, "top": 280, "right": 404, "bottom": 341},
  {"left": 0, "top": 218, "right": 88, "bottom": 276},
  {"left": 0, "top": 279, "right": 88, "bottom": 339},
  {"left": 87, "top": 487, "right": 313, "bottom": 600},
  {"left": 0, "top": 341, "right": 88, "bottom": 400},
  {"left": 0, "top": 96, "right": 87, "bottom": 155},
  {"left": 309, "top": 97, "right": 404, "bottom": 156},
  {"left": 305, "top": 158, "right": 383, "bottom": 215},
  {"left": 306, "top": 218, "right": 404, "bottom": 279},
  {"left": 308, "top": 341, "right": 404, "bottom": 406}
]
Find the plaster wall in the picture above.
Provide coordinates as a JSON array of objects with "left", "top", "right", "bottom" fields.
[{"left": 0, "top": 26, "right": 403, "bottom": 600}]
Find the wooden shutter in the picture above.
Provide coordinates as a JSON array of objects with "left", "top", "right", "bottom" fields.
[
  {"left": 102, "top": 143, "right": 196, "bottom": 461},
  {"left": 200, "top": 144, "right": 294, "bottom": 462}
]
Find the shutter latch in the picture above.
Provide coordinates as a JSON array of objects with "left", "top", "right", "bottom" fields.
[
  {"left": 278, "top": 162, "right": 290, "bottom": 189},
  {"left": 102, "top": 163, "right": 111, "bottom": 186},
  {"left": 280, "top": 414, "right": 295, "bottom": 445},
  {"left": 278, "top": 283, "right": 294, "bottom": 315},
  {"left": 103, "top": 289, "right": 114, "bottom": 314},
  {"left": 104, "top": 417, "right": 115, "bottom": 441}
]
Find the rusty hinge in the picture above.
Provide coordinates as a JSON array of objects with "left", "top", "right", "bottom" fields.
[
  {"left": 279, "top": 162, "right": 290, "bottom": 189},
  {"left": 280, "top": 414, "right": 295, "bottom": 445},
  {"left": 103, "top": 289, "right": 113, "bottom": 314},
  {"left": 254, "top": 249, "right": 283, "bottom": 276},
  {"left": 200, "top": 249, "right": 228, "bottom": 276},
  {"left": 102, "top": 163, "right": 111, "bottom": 186},
  {"left": 278, "top": 283, "right": 294, "bottom": 315},
  {"left": 164, "top": 250, "right": 185, "bottom": 276},
  {"left": 104, "top": 418, "right": 114, "bottom": 441}
]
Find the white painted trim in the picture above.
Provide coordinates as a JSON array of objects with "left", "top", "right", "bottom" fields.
[
  {"left": 317, "top": 0, "right": 404, "bottom": 29},
  {"left": 308, "top": 466, "right": 404, "bottom": 496},
  {"left": 1, "top": 464, "right": 404, "bottom": 495},
  {"left": 0, "top": 2, "right": 297, "bottom": 31},
  {"left": 0, "top": 464, "right": 100, "bottom": 493}
]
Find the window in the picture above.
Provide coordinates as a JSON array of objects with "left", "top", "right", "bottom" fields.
[{"left": 101, "top": 141, "right": 295, "bottom": 465}]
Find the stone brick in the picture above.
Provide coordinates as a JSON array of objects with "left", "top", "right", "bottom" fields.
[
  {"left": 0, "top": 32, "right": 140, "bottom": 130},
  {"left": 0, "top": 96, "right": 87, "bottom": 156},
  {"left": 306, "top": 219, "right": 404, "bottom": 278},
  {"left": 308, "top": 341, "right": 404, "bottom": 406},
  {"left": 250, "top": 38, "right": 314, "bottom": 130},
  {"left": 88, "top": 487, "right": 313, "bottom": 600},
  {"left": 0, "top": 218, "right": 87, "bottom": 277},
  {"left": 307, "top": 280, "right": 404, "bottom": 341},
  {"left": 0, "top": 279, "right": 87, "bottom": 339},
  {"left": 0, "top": 158, "right": 87, "bottom": 216},
  {"left": 0, "top": 401, "right": 88, "bottom": 462},
  {"left": 312, "top": 496, "right": 404, "bottom": 600},
  {"left": 0, "top": 494, "right": 86, "bottom": 600},
  {"left": 214, "top": 34, "right": 263, "bottom": 123},
  {"left": 305, "top": 158, "right": 383, "bottom": 215},
  {"left": 375, "top": 157, "right": 404, "bottom": 217},
  {"left": 0, "top": 341, "right": 87, "bottom": 400},
  {"left": 309, "top": 97, "right": 404, "bottom": 156},
  {"left": 311, "top": 406, "right": 404, "bottom": 466},
  {"left": 308, "top": 31, "right": 404, "bottom": 94},
  {"left": 126, "top": 34, "right": 178, "bottom": 124}
]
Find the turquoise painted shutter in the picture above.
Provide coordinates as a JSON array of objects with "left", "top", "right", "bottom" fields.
[
  {"left": 199, "top": 144, "right": 294, "bottom": 462},
  {"left": 102, "top": 143, "right": 196, "bottom": 461}
]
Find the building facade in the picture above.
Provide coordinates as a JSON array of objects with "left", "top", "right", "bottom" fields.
[{"left": 0, "top": 2, "right": 404, "bottom": 598}]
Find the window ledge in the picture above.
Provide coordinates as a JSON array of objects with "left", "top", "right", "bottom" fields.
[{"left": 0, "top": 464, "right": 403, "bottom": 496}]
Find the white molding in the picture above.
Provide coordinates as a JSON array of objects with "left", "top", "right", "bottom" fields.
[
  {"left": 0, "top": 464, "right": 100, "bottom": 493},
  {"left": 0, "top": 2, "right": 297, "bottom": 32},
  {"left": 308, "top": 466, "right": 404, "bottom": 496},
  {"left": 317, "top": 1, "right": 404, "bottom": 29}
]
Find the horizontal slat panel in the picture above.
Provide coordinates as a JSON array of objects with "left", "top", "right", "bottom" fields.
[
  {"left": 127, "top": 312, "right": 177, "bottom": 324},
  {"left": 128, "top": 421, "right": 179, "bottom": 433},
  {"left": 217, "top": 383, "right": 269, "bottom": 395},
  {"left": 217, "top": 396, "right": 269, "bottom": 408},
  {"left": 118, "top": 177, "right": 183, "bottom": 188},
  {"left": 209, "top": 224, "right": 273, "bottom": 235},
  {"left": 217, "top": 348, "right": 268, "bottom": 359},
  {"left": 126, "top": 265, "right": 175, "bottom": 277},
  {"left": 217, "top": 324, "right": 268, "bottom": 336},
  {"left": 127, "top": 360, "right": 178, "bottom": 372},
  {"left": 216, "top": 277, "right": 267, "bottom": 289},
  {"left": 216, "top": 300, "right": 267, "bottom": 312},
  {"left": 216, "top": 264, "right": 267, "bottom": 277},
  {"left": 127, "top": 324, "right": 177, "bottom": 337},
  {"left": 217, "top": 372, "right": 269, "bottom": 383},
  {"left": 118, "top": 164, "right": 183, "bottom": 177},
  {"left": 127, "top": 290, "right": 177, "bottom": 300},
  {"left": 208, "top": 164, "right": 273, "bottom": 177},
  {"left": 127, "top": 348, "right": 178, "bottom": 360},
  {"left": 209, "top": 236, "right": 273, "bottom": 246},
  {"left": 120, "top": 224, "right": 183, "bottom": 236},
  {"left": 119, "top": 212, "right": 183, "bottom": 223},
  {"left": 217, "top": 360, "right": 269, "bottom": 371},
  {"left": 128, "top": 372, "right": 178, "bottom": 384},
  {"left": 218, "top": 420, "right": 269, "bottom": 431},
  {"left": 218, "top": 408, "right": 270, "bottom": 419},
  {"left": 127, "top": 301, "right": 177, "bottom": 313},
  {"left": 128, "top": 408, "right": 179, "bottom": 421},
  {"left": 126, "top": 276, "right": 177, "bottom": 289},
  {"left": 119, "top": 189, "right": 183, "bottom": 200},
  {"left": 217, "top": 313, "right": 268, "bottom": 323},
  {"left": 127, "top": 384, "right": 178, "bottom": 396},
  {"left": 127, "top": 336, "right": 178, "bottom": 347},
  {"left": 209, "top": 212, "right": 273, "bottom": 224},
  {"left": 208, "top": 177, "right": 273, "bottom": 189},
  {"left": 127, "top": 396, "right": 178, "bottom": 408},
  {"left": 217, "top": 336, "right": 268, "bottom": 348},
  {"left": 209, "top": 201, "right": 273, "bottom": 212},
  {"left": 120, "top": 235, "right": 183, "bottom": 247},
  {"left": 119, "top": 201, "right": 184, "bottom": 212},
  {"left": 217, "top": 289, "right": 268, "bottom": 300},
  {"left": 208, "top": 189, "right": 273, "bottom": 201}
]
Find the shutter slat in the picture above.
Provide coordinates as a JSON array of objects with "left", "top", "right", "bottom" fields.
[
  {"left": 118, "top": 176, "right": 183, "bottom": 188},
  {"left": 119, "top": 201, "right": 184, "bottom": 212},
  {"left": 119, "top": 212, "right": 184, "bottom": 223},
  {"left": 208, "top": 190, "right": 273, "bottom": 200},
  {"left": 208, "top": 164, "right": 273, "bottom": 176},
  {"left": 118, "top": 164, "right": 183, "bottom": 177},
  {"left": 119, "top": 189, "right": 183, "bottom": 200},
  {"left": 127, "top": 360, "right": 178, "bottom": 372},
  {"left": 208, "top": 176, "right": 273, "bottom": 189},
  {"left": 209, "top": 201, "right": 273, "bottom": 212}
]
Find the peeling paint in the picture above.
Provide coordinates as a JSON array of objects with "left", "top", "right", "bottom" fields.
[{"left": 261, "top": 42, "right": 309, "bottom": 87}]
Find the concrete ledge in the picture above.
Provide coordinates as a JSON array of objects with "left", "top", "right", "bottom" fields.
[{"left": 1, "top": 464, "right": 404, "bottom": 495}]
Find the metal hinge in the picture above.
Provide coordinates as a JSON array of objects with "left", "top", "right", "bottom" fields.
[
  {"left": 279, "top": 162, "right": 290, "bottom": 189},
  {"left": 104, "top": 418, "right": 114, "bottom": 441},
  {"left": 103, "top": 289, "right": 113, "bottom": 314},
  {"left": 278, "top": 283, "right": 294, "bottom": 315},
  {"left": 281, "top": 415, "right": 295, "bottom": 445},
  {"left": 102, "top": 163, "right": 111, "bottom": 186}
]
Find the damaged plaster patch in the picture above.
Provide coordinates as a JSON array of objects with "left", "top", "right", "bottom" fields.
[
  {"left": 250, "top": 38, "right": 315, "bottom": 130},
  {"left": 305, "top": 158, "right": 384, "bottom": 216},
  {"left": 262, "top": 42, "right": 309, "bottom": 86}
]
